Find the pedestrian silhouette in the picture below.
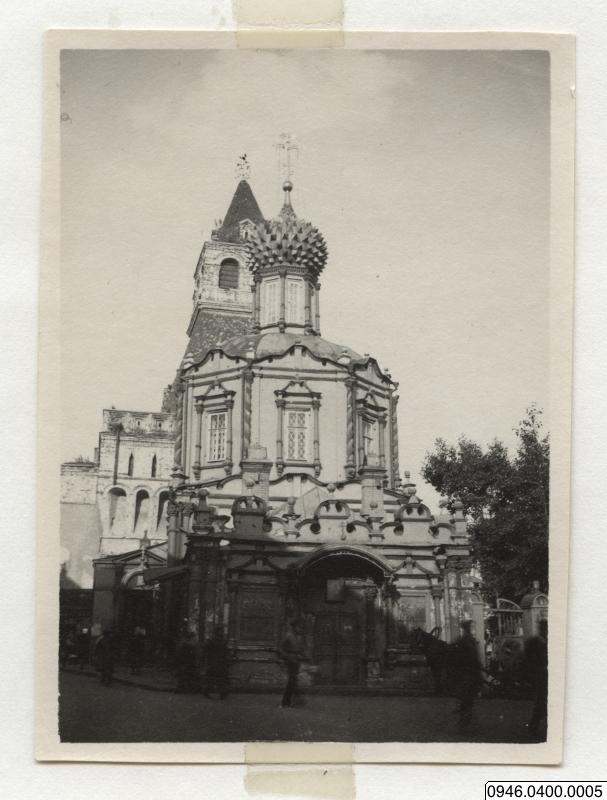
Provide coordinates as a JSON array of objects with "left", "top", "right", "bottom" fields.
[
  {"left": 278, "top": 619, "right": 307, "bottom": 708},
  {"left": 175, "top": 631, "right": 201, "bottom": 694},
  {"left": 75, "top": 626, "right": 90, "bottom": 671},
  {"left": 95, "top": 629, "right": 117, "bottom": 686},
  {"left": 202, "top": 626, "right": 230, "bottom": 699},
  {"left": 451, "top": 620, "right": 483, "bottom": 729},
  {"left": 523, "top": 618, "right": 548, "bottom": 740},
  {"left": 128, "top": 625, "right": 146, "bottom": 675}
]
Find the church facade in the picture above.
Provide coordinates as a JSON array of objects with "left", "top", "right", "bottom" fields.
[{"left": 83, "top": 175, "right": 483, "bottom": 690}]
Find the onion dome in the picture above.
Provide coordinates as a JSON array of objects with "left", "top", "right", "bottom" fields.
[{"left": 246, "top": 181, "right": 328, "bottom": 279}]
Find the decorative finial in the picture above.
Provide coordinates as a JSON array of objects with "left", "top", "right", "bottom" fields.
[
  {"left": 235, "top": 153, "right": 251, "bottom": 181},
  {"left": 282, "top": 179, "right": 294, "bottom": 211}
]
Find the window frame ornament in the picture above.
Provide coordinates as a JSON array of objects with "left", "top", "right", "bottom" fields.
[
  {"left": 274, "top": 380, "right": 322, "bottom": 476},
  {"left": 192, "top": 381, "right": 236, "bottom": 477},
  {"left": 356, "top": 391, "right": 388, "bottom": 471}
]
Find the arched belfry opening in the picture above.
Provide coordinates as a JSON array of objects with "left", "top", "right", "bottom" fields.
[
  {"left": 218, "top": 258, "right": 239, "bottom": 289},
  {"left": 294, "top": 549, "right": 388, "bottom": 686}
]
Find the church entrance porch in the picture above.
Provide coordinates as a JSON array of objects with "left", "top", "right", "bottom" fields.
[
  {"left": 314, "top": 608, "right": 361, "bottom": 685},
  {"left": 296, "top": 550, "right": 387, "bottom": 688}
]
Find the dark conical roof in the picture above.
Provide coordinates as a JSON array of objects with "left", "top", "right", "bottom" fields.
[{"left": 215, "top": 180, "right": 264, "bottom": 243}]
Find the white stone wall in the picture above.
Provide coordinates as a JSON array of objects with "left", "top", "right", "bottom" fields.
[
  {"left": 101, "top": 408, "right": 174, "bottom": 437},
  {"left": 60, "top": 463, "right": 98, "bottom": 503},
  {"left": 194, "top": 241, "right": 253, "bottom": 311},
  {"left": 98, "top": 430, "right": 174, "bottom": 479}
]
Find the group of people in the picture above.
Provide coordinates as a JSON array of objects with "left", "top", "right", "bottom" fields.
[
  {"left": 173, "top": 620, "right": 308, "bottom": 706},
  {"left": 61, "top": 616, "right": 548, "bottom": 738},
  {"left": 59, "top": 626, "right": 91, "bottom": 671},
  {"left": 448, "top": 618, "right": 548, "bottom": 738},
  {"left": 175, "top": 627, "right": 231, "bottom": 697},
  {"left": 59, "top": 624, "right": 148, "bottom": 686}
]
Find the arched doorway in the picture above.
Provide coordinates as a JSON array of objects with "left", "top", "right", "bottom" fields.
[
  {"left": 119, "top": 569, "right": 160, "bottom": 665},
  {"left": 295, "top": 548, "right": 389, "bottom": 686}
]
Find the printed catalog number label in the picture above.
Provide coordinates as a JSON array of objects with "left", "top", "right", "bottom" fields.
[{"left": 486, "top": 784, "right": 605, "bottom": 799}]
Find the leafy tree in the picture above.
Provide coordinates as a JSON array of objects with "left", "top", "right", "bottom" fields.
[{"left": 421, "top": 406, "right": 549, "bottom": 603}]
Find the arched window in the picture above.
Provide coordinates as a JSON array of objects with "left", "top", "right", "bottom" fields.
[
  {"left": 218, "top": 258, "right": 239, "bottom": 289},
  {"left": 156, "top": 490, "right": 170, "bottom": 535},
  {"left": 109, "top": 488, "right": 127, "bottom": 535},
  {"left": 134, "top": 489, "right": 150, "bottom": 536},
  {"left": 127, "top": 453, "right": 134, "bottom": 476},
  {"left": 151, "top": 454, "right": 157, "bottom": 478}
]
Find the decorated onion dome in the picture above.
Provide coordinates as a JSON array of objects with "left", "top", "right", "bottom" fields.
[{"left": 246, "top": 182, "right": 328, "bottom": 279}]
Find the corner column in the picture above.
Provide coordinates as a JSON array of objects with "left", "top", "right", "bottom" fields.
[
  {"left": 192, "top": 398, "right": 204, "bottom": 479},
  {"left": 390, "top": 395, "right": 400, "bottom": 489},
  {"left": 364, "top": 585, "right": 381, "bottom": 686},
  {"left": 378, "top": 412, "right": 387, "bottom": 473},
  {"left": 314, "top": 282, "right": 321, "bottom": 333},
  {"left": 278, "top": 269, "right": 287, "bottom": 333},
  {"left": 166, "top": 496, "right": 181, "bottom": 566},
  {"left": 224, "top": 396, "right": 234, "bottom": 474},
  {"left": 312, "top": 397, "right": 321, "bottom": 476},
  {"left": 344, "top": 376, "right": 357, "bottom": 478},
  {"left": 253, "top": 277, "right": 262, "bottom": 332},
  {"left": 276, "top": 396, "right": 285, "bottom": 474},
  {"left": 304, "top": 281, "right": 312, "bottom": 333},
  {"left": 357, "top": 411, "right": 365, "bottom": 468},
  {"left": 173, "top": 378, "right": 185, "bottom": 474},
  {"left": 431, "top": 585, "right": 444, "bottom": 633}
]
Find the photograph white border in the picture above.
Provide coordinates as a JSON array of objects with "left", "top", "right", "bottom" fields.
[{"left": 36, "top": 29, "right": 574, "bottom": 765}]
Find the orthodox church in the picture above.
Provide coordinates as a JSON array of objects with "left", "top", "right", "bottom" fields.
[{"left": 68, "top": 172, "right": 483, "bottom": 690}]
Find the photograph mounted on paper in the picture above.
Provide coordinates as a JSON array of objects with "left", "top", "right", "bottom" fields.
[{"left": 39, "top": 32, "right": 574, "bottom": 762}]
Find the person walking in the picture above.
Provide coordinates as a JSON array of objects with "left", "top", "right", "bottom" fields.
[
  {"left": 175, "top": 631, "right": 201, "bottom": 694},
  {"left": 59, "top": 629, "right": 75, "bottom": 671},
  {"left": 75, "top": 626, "right": 90, "bottom": 671},
  {"left": 95, "top": 629, "right": 117, "bottom": 686},
  {"left": 202, "top": 626, "right": 230, "bottom": 699},
  {"left": 128, "top": 625, "right": 146, "bottom": 675},
  {"left": 523, "top": 618, "right": 548, "bottom": 740},
  {"left": 451, "top": 620, "right": 483, "bottom": 729},
  {"left": 278, "top": 619, "right": 307, "bottom": 708}
]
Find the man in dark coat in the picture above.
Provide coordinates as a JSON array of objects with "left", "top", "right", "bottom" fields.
[
  {"left": 451, "top": 620, "right": 483, "bottom": 729},
  {"left": 278, "top": 620, "right": 307, "bottom": 708},
  {"left": 202, "top": 626, "right": 230, "bottom": 699},
  {"left": 128, "top": 626, "right": 146, "bottom": 675},
  {"left": 175, "top": 631, "right": 201, "bottom": 694},
  {"left": 95, "top": 629, "right": 117, "bottom": 686},
  {"left": 523, "top": 619, "right": 548, "bottom": 740}
]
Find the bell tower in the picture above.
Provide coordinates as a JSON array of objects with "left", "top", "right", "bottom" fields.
[{"left": 184, "top": 158, "right": 265, "bottom": 366}]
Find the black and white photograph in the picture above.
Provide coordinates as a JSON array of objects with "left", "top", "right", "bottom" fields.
[{"left": 37, "top": 33, "right": 574, "bottom": 763}]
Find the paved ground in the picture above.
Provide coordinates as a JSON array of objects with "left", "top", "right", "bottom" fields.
[{"left": 59, "top": 671, "right": 536, "bottom": 743}]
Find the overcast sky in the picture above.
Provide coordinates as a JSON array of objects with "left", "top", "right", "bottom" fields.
[{"left": 60, "top": 48, "right": 549, "bottom": 505}]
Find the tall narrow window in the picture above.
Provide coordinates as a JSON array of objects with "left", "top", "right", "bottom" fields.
[
  {"left": 109, "top": 488, "right": 127, "bottom": 534},
  {"left": 151, "top": 454, "right": 157, "bottom": 478},
  {"left": 262, "top": 278, "right": 279, "bottom": 325},
  {"left": 134, "top": 490, "right": 150, "bottom": 536},
  {"left": 286, "top": 278, "right": 304, "bottom": 324},
  {"left": 127, "top": 453, "right": 134, "bottom": 476},
  {"left": 218, "top": 258, "right": 239, "bottom": 289},
  {"left": 362, "top": 420, "right": 377, "bottom": 457},
  {"left": 208, "top": 412, "right": 227, "bottom": 462},
  {"left": 285, "top": 410, "right": 309, "bottom": 461}
]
